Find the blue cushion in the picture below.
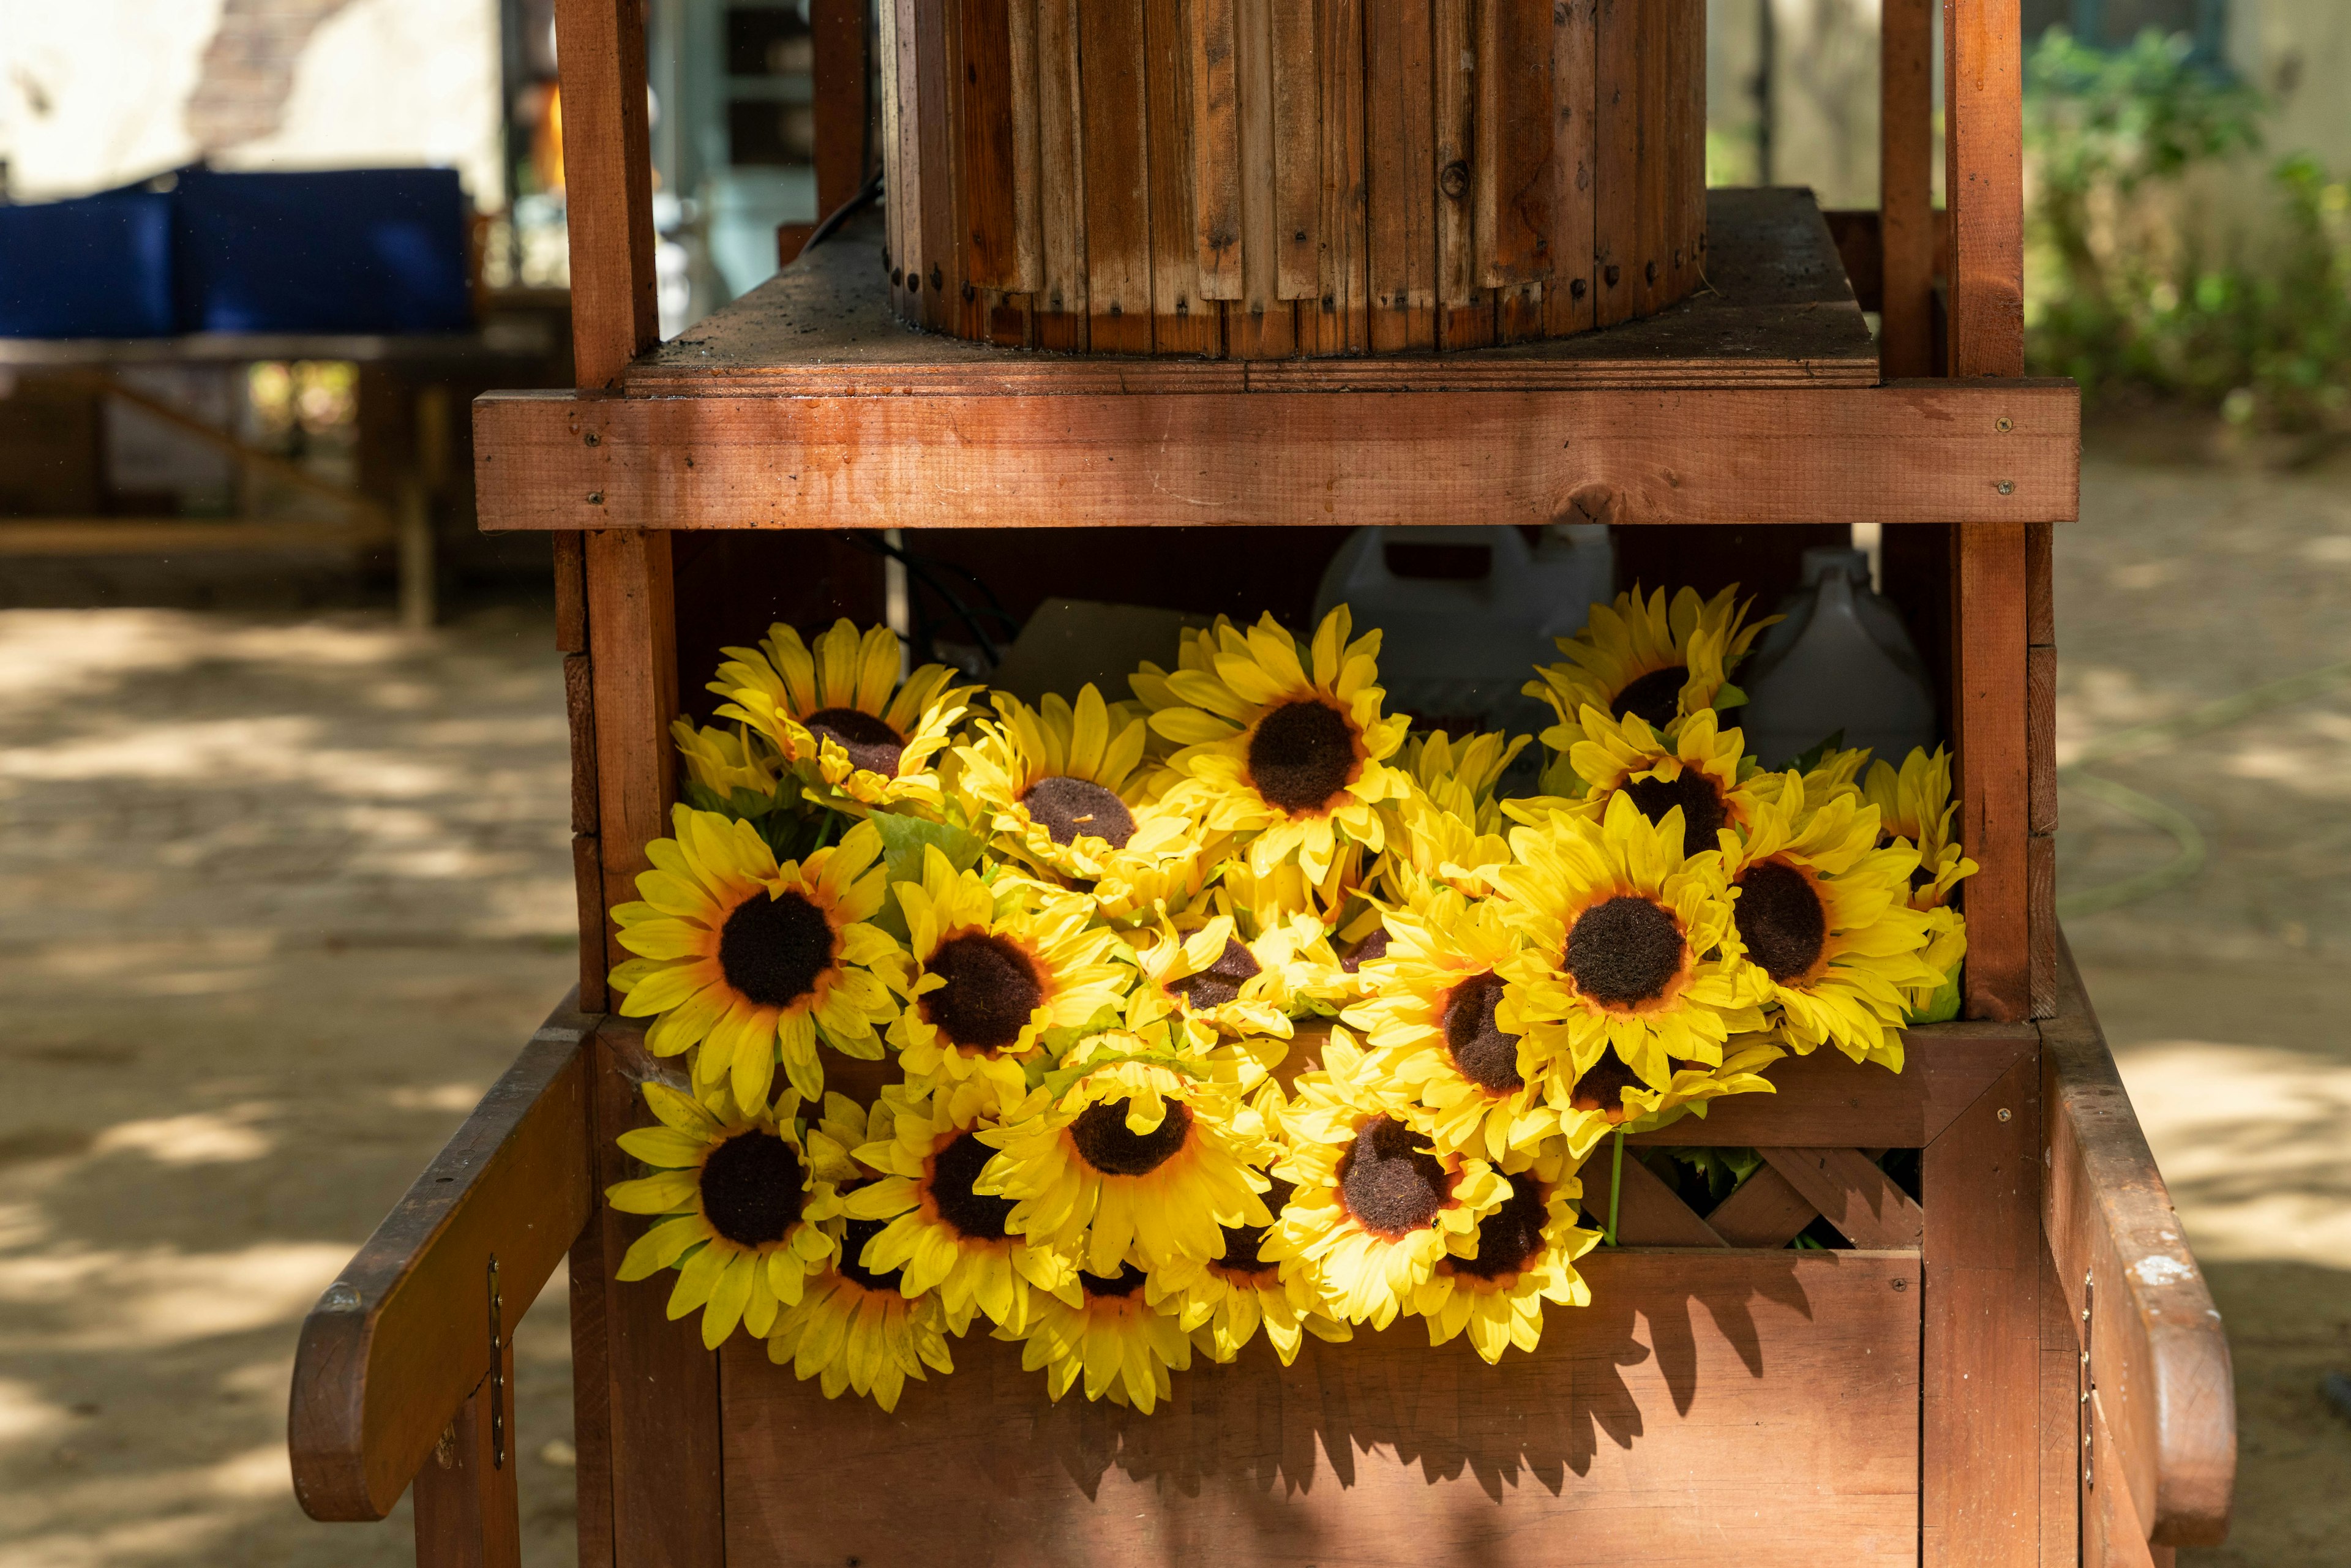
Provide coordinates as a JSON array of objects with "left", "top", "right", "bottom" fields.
[
  {"left": 173, "top": 167, "right": 473, "bottom": 334},
  {"left": 0, "top": 190, "right": 176, "bottom": 337}
]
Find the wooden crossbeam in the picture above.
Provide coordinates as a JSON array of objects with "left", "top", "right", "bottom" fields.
[
  {"left": 1706, "top": 1163, "right": 1821, "bottom": 1249},
  {"left": 1759, "top": 1147, "right": 1927, "bottom": 1250}
]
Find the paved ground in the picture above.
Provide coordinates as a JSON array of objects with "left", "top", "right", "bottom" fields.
[{"left": 0, "top": 442, "right": 2343, "bottom": 1565}]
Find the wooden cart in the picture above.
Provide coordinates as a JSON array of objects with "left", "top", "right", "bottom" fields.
[{"left": 288, "top": 1, "right": 2235, "bottom": 1563}]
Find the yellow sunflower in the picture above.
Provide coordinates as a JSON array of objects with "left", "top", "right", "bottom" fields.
[
  {"left": 1523, "top": 705, "right": 1763, "bottom": 856},
  {"left": 888, "top": 846, "right": 1135, "bottom": 1119},
  {"left": 1550, "top": 1028, "right": 1788, "bottom": 1158},
  {"left": 1493, "top": 790, "right": 1769, "bottom": 1098},
  {"left": 762, "top": 1089, "right": 958, "bottom": 1412},
  {"left": 1127, "top": 911, "right": 1327, "bottom": 1045},
  {"left": 955, "top": 685, "right": 1191, "bottom": 881},
  {"left": 977, "top": 1035, "right": 1272, "bottom": 1275},
  {"left": 1413, "top": 1149, "right": 1599, "bottom": 1364},
  {"left": 1723, "top": 773, "right": 1942, "bottom": 1071},
  {"left": 1525, "top": 584, "right": 1776, "bottom": 756},
  {"left": 1147, "top": 609, "right": 1411, "bottom": 883},
  {"left": 1264, "top": 1027, "right": 1510, "bottom": 1330},
  {"left": 1014, "top": 1261, "right": 1194, "bottom": 1412},
  {"left": 1143, "top": 1083, "right": 1352, "bottom": 1365},
  {"left": 712, "top": 618, "right": 974, "bottom": 812},
  {"left": 1862, "top": 746, "right": 1976, "bottom": 1019},
  {"left": 608, "top": 807, "right": 907, "bottom": 1107},
  {"left": 1341, "top": 890, "right": 1554, "bottom": 1165},
  {"left": 671, "top": 716, "right": 800, "bottom": 817},
  {"left": 841, "top": 1085, "right": 1081, "bottom": 1334},
  {"left": 608, "top": 1081, "right": 841, "bottom": 1349}
]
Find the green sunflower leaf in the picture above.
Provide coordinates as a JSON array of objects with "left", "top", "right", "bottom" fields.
[
  {"left": 869, "top": 809, "right": 988, "bottom": 940},
  {"left": 1788, "top": 728, "right": 1847, "bottom": 775}
]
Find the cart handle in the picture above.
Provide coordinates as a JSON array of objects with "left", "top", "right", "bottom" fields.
[
  {"left": 2043, "top": 937, "right": 2237, "bottom": 1551},
  {"left": 288, "top": 994, "right": 598, "bottom": 1527}
]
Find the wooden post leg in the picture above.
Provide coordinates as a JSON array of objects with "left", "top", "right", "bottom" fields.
[
  {"left": 411, "top": 1348, "right": 520, "bottom": 1568},
  {"left": 1922, "top": 1052, "right": 2044, "bottom": 1568},
  {"left": 397, "top": 481, "right": 437, "bottom": 632},
  {"left": 1879, "top": 0, "right": 1935, "bottom": 380}
]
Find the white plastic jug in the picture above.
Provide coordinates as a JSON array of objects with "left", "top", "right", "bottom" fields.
[
  {"left": 1735, "top": 547, "right": 1937, "bottom": 768},
  {"left": 1312, "top": 523, "right": 1614, "bottom": 739}
]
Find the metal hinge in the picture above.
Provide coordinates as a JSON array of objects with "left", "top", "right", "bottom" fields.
[
  {"left": 489, "top": 1255, "right": 506, "bottom": 1470},
  {"left": 2080, "top": 1270, "right": 2094, "bottom": 1491}
]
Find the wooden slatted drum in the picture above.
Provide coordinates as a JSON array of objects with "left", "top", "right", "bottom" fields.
[{"left": 878, "top": 0, "right": 1708, "bottom": 355}]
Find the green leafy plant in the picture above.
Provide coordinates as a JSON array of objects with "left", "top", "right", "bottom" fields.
[{"left": 2024, "top": 28, "right": 2351, "bottom": 432}]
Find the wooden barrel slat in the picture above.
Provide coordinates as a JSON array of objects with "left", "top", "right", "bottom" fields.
[{"left": 888, "top": 0, "right": 1702, "bottom": 356}]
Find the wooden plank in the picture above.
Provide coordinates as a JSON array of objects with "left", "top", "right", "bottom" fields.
[
  {"left": 1475, "top": 0, "right": 1556, "bottom": 286},
  {"left": 1079, "top": 0, "right": 1155, "bottom": 351},
  {"left": 585, "top": 530, "right": 677, "bottom": 936},
  {"left": 478, "top": 381, "right": 2080, "bottom": 533},
  {"left": 1434, "top": 0, "right": 1495, "bottom": 349},
  {"left": 2040, "top": 1237, "right": 2083, "bottom": 1568},
  {"left": 1188, "top": 0, "right": 1245, "bottom": 301},
  {"left": 2028, "top": 644, "right": 2057, "bottom": 837},
  {"left": 1591, "top": 0, "right": 1637, "bottom": 326},
  {"left": 1580, "top": 1144, "right": 1728, "bottom": 1246},
  {"left": 2030, "top": 833, "right": 2058, "bottom": 1019},
  {"left": 2087, "top": 1388, "right": 2169, "bottom": 1568},
  {"left": 1944, "top": 0, "right": 2027, "bottom": 378},
  {"left": 570, "top": 833, "right": 608, "bottom": 1013},
  {"left": 1269, "top": 0, "right": 1320, "bottom": 301},
  {"left": 880, "top": 0, "right": 913, "bottom": 296},
  {"left": 1630, "top": 0, "right": 1670, "bottom": 315},
  {"left": 568, "top": 1179, "right": 616, "bottom": 1568},
  {"left": 589, "top": 1019, "right": 725, "bottom": 1568},
  {"left": 722, "top": 1250, "right": 1920, "bottom": 1566},
  {"left": 1958, "top": 521, "right": 2030, "bottom": 1022},
  {"left": 290, "top": 1003, "right": 594, "bottom": 1521},
  {"left": 2028, "top": 516, "right": 2058, "bottom": 1019},
  {"left": 1670, "top": 0, "right": 1704, "bottom": 301},
  {"left": 626, "top": 189, "right": 1877, "bottom": 387},
  {"left": 914, "top": 0, "right": 959, "bottom": 331},
  {"left": 1544, "top": 0, "right": 1599, "bottom": 337},
  {"left": 958, "top": 0, "right": 1027, "bottom": 291},
  {"left": 1757, "top": 1146, "right": 1925, "bottom": 1250},
  {"left": 1881, "top": 0, "right": 1936, "bottom": 378},
  {"left": 1364, "top": 0, "right": 1436, "bottom": 351},
  {"left": 1311, "top": 0, "right": 1368, "bottom": 354},
  {"left": 1007, "top": 0, "right": 1044, "bottom": 295},
  {"left": 564, "top": 653, "right": 599, "bottom": 837},
  {"left": 1035, "top": 0, "right": 1088, "bottom": 346},
  {"left": 1706, "top": 1163, "right": 1820, "bottom": 1248},
  {"left": 1228, "top": 0, "right": 1297, "bottom": 357},
  {"left": 811, "top": 0, "right": 872, "bottom": 219},
  {"left": 411, "top": 1357, "right": 520, "bottom": 1568},
  {"left": 1144, "top": 0, "right": 1220, "bottom": 353},
  {"left": 552, "top": 530, "right": 587, "bottom": 653},
  {"left": 2042, "top": 940, "right": 2235, "bottom": 1549},
  {"left": 1922, "top": 1050, "right": 2042, "bottom": 1568},
  {"left": 553, "top": 0, "right": 658, "bottom": 387}
]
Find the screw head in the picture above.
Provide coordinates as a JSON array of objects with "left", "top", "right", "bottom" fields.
[
  {"left": 1439, "top": 160, "right": 1469, "bottom": 199},
  {"left": 583, "top": 431, "right": 600, "bottom": 447},
  {"left": 1997, "top": 480, "right": 2015, "bottom": 495},
  {"left": 1995, "top": 416, "right": 2014, "bottom": 433},
  {"left": 1998, "top": 1107, "right": 2012, "bottom": 1122},
  {"left": 1892, "top": 1278, "right": 1908, "bottom": 1292}
]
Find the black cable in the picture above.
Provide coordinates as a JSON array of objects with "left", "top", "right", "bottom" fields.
[
  {"left": 840, "top": 532, "right": 1012, "bottom": 670},
  {"left": 800, "top": 164, "right": 884, "bottom": 256}
]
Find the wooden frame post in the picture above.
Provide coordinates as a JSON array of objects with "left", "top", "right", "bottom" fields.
[
  {"left": 1943, "top": 0, "right": 2031, "bottom": 1024},
  {"left": 551, "top": 4, "right": 711, "bottom": 1566},
  {"left": 1880, "top": 0, "right": 1935, "bottom": 380}
]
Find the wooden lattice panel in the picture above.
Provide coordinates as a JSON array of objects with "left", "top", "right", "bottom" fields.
[{"left": 879, "top": 0, "right": 1708, "bottom": 356}]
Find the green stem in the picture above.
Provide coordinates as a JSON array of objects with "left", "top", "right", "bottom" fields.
[{"left": 1605, "top": 1129, "right": 1625, "bottom": 1247}]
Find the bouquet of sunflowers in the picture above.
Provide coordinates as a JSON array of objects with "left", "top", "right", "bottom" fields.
[{"left": 602, "top": 587, "right": 1976, "bottom": 1415}]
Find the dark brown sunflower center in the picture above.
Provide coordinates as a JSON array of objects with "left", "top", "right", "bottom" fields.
[
  {"left": 1169, "top": 937, "right": 1261, "bottom": 1009},
  {"left": 1069, "top": 1098, "right": 1193, "bottom": 1177},
  {"left": 1338, "top": 1114, "right": 1453, "bottom": 1237},
  {"left": 717, "top": 889, "right": 834, "bottom": 1009},
  {"left": 929, "top": 1129, "right": 1017, "bottom": 1240},
  {"left": 1081, "top": 1262, "right": 1149, "bottom": 1300},
  {"left": 1449, "top": 1172, "right": 1549, "bottom": 1281},
  {"left": 834, "top": 1210, "right": 904, "bottom": 1294},
  {"left": 1246, "top": 699, "right": 1357, "bottom": 816},
  {"left": 1564, "top": 895, "right": 1685, "bottom": 1007},
  {"left": 804, "top": 705, "right": 906, "bottom": 777},
  {"left": 1215, "top": 1176, "right": 1292, "bottom": 1275},
  {"left": 1441, "top": 971, "right": 1525, "bottom": 1093},
  {"left": 697, "top": 1131, "right": 807, "bottom": 1248},
  {"left": 1020, "top": 775, "right": 1137, "bottom": 849},
  {"left": 1611, "top": 666, "right": 1689, "bottom": 730},
  {"left": 921, "top": 931, "right": 1045, "bottom": 1052},
  {"left": 1340, "top": 926, "right": 1391, "bottom": 974},
  {"left": 1621, "top": 771, "right": 1727, "bottom": 855},
  {"left": 1569, "top": 1049, "right": 1646, "bottom": 1121},
  {"left": 1735, "top": 859, "right": 1828, "bottom": 983}
]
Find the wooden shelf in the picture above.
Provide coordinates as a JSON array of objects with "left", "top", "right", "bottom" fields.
[
  {"left": 473, "top": 191, "right": 2076, "bottom": 536},
  {"left": 631, "top": 188, "right": 1876, "bottom": 394}
]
